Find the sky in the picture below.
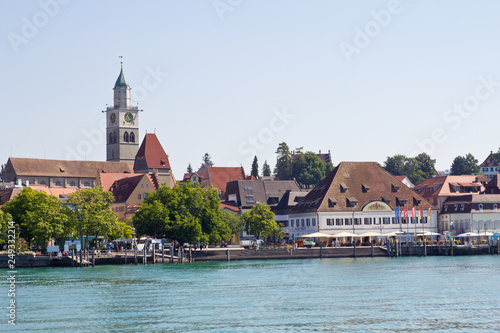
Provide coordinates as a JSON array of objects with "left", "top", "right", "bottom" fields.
[{"left": 2, "top": 0, "right": 500, "bottom": 180}]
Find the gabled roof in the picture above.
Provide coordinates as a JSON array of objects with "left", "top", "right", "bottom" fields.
[
  {"left": 182, "top": 172, "right": 204, "bottom": 181},
  {"left": 220, "top": 201, "right": 240, "bottom": 213},
  {"left": 5, "top": 157, "right": 133, "bottom": 180},
  {"left": 413, "top": 175, "right": 487, "bottom": 198},
  {"left": 201, "top": 166, "right": 246, "bottom": 193},
  {"left": 289, "top": 162, "right": 433, "bottom": 214},
  {"left": 134, "top": 133, "right": 171, "bottom": 171},
  {"left": 97, "top": 172, "right": 154, "bottom": 191},
  {"left": 483, "top": 174, "right": 500, "bottom": 194},
  {"left": 109, "top": 174, "right": 149, "bottom": 203},
  {"left": 114, "top": 66, "right": 129, "bottom": 88},
  {"left": 479, "top": 152, "right": 498, "bottom": 168}
]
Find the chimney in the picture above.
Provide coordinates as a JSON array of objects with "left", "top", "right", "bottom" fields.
[
  {"left": 319, "top": 150, "right": 321, "bottom": 154},
  {"left": 26, "top": 180, "right": 29, "bottom": 187},
  {"left": 16, "top": 179, "right": 21, "bottom": 187}
]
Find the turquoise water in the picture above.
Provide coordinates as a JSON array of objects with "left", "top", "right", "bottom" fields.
[{"left": 2, "top": 256, "right": 500, "bottom": 332}]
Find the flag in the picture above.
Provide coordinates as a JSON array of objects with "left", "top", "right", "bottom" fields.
[
  {"left": 411, "top": 207, "right": 416, "bottom": 220},
  {"left": 403, "top": 207, "right": 408, "bottom": 220},
  {"left": 428, "top": 207, "right": 431, "bottom": 217},
  {"left": 395, "top": 207, "right": 400, "bottom": 220},
  {"left": 419, "top": 207, "right": 423, "bottom": 220}
]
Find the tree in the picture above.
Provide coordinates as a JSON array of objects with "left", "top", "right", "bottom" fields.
[
  {"left": 201, "top": 153, "right": 214, "bottom": 167},
  {"left": 133, "top": 182, "right": 228, "bottom": 245},
  {"left": 2, "top": 187, "right": 69, "bottom": 249},
  {"left": 274, "top": 142, "right": 292, "bottom": 180},
  {"left": 292, "top": 151, "right": 326, "bottom": 189},
  {"left": 251, "top": 156, "right": 259, "bottom": 178},
  {"left": 0, "top": 163, "right": 5, "bottom": 179},
  {"left": 0, "top": 209, "right": 12, "bottom": 247},
  {"left": 450, "top": 153, "right": 479, "bottom": 175},
  {"left": 186, "top": 163, "right": 193, "bottom": 173},
  {"left": 242, "top": 203, "right": 277, "bottom": 240},
  {"left": 220, "top": 210, "right": 244, "bottom": 237},
  {"left": 383, "top": 153, "right": 436, "bottom": 185},
  {"left": 262, "top": 160, "right": 271, "bottom": 177},
  {"left": 66, "top": 187, "right": 117, "bottom": 253},
  {"left": 108, "top": 221, "right": 134, "bottom": 241}
]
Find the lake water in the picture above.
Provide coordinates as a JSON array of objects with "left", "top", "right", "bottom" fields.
[{"left": 2, "top": 256, "right": 500, "bottom": 332}]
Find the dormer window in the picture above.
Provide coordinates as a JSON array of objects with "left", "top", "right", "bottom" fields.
[
  {"left": 340, "top": 184, "right": 348, "bottom": 193},
  {"left": 478, "top": 203, "right": 484, "bottom": 211},
  {"left": 493, "top": 204, "right": 497, "bottom": 210},
  {"left": 346, "top": 197, "right": 358, "bottom": 207},
  {"left": 392, "top": 184, "right": 400, "bottom": 192},
  {"left": 160, "top": 159, "right": 166, "bottom": 166},
  {"left": 362, "top": 184, "right": 370, "bottom": 193},
  {"left": 460, "top": 204, "right": 465, "bottom": 212},
  {"left": 328, "top": 199, "right": 336, "bottom": 208},
  {"left": 454, "top": 204, "right": 458, "bottom": 212},
  {"left": 413, "top": 198, "right": 421, "bottom": 206},
  {"left": 59, "top": 167, "right": 65, "bottom": 173},
  {"left": 396, "top": 197, "right": 407, "bottom": 206}
]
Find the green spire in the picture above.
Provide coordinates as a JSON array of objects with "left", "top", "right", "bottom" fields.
[{"left": 114, "top": 65, "right": 129, "bottom": 88}]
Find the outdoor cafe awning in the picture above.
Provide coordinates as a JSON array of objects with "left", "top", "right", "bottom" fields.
[
  {"left": 330, "top": 232, "right": 361, "bottom": 238},
  {"left": 299, "top": 232, "right": 332, "bottom": 238}
]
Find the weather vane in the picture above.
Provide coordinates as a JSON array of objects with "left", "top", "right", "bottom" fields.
[{"left": 119, "top": 55, "right": 123, "bottom": 65}]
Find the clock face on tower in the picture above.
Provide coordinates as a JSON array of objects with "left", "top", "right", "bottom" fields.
[
  {"left": 124, "top": 112, "right": 133, "bottom": 123},
  {"left": 110, "top": 113, "right": 116, "bottom": 124}
]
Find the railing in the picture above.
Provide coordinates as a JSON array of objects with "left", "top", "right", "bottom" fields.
[{"left": 106, "top": 105, "right": 139, "bottom": 111}]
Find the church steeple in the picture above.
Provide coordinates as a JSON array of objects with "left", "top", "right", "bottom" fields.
[
  {"left": 114, "top": 65, "right": 129, "bottom": 88},
  {"left": 106, "top": 62, "right": 140, "bottom": 163},
  {"left": 113, "top": 65, "right": 131, "bottom": 109}
]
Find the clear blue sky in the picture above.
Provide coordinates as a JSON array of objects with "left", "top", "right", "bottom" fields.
[{"left": 2, "top": 0, "right": 500, "bottom": 180}]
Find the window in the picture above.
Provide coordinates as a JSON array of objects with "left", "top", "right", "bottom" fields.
[
  {"left": 141, "top": 184, "right": 144, "bottom": 187},
  {"left": 108, "top": 133, "right": 113, "bottom": 144},
  {"left": 244, "top": 187, "right": 253, "bottom": 191},
  {"left": 291, "top": 220, "right": 294, "bottom": 227},
  {"left": 493, "top": 204, "right": 498, "bottom": 210},
  {"left": 421, "top": 217, "right": 428, "bottom": 224},
  {"left": 301, "top": 219, "right": 305, "bottom": 227},
  {"left": 478, "top": 203, "right": 483, "bottom": 210},
  {"left": 40, "top": 181, "right": 46, "bottom": 186},
  {"left": 344, "top": 218, "right": 352, "bottom": 226},
  {"left": 146, "top": 184, "right": 149, "bottom": 187},
  {"left": 55, "top": 181, "right": 62, "bottom": 187},
  {"left": 143, "top": 193, "right": 147, "bottom": 199},
  {"left": 353, "top": 218, "right": 361, "bottom": 225},
  {"left": 374, "top": 218, "right": 380, "bottom": 225},
  {"left": 383, "top": 217, "right": 391, "bottom": 225},
  {"left": 245, "top": 195, "right": 254, "bottom": 199},
  {"left": 364, "top": 218, "right": 372, "bottom": 225},
  {"left": 336, "top": 218, "right": 343, "bottom": 226},
  {"left": 137, "top": 194, "right": 141, "bottom": 200},
  {"left": 130, "top": 132, "right": 135, "bottom": 143},
  {"left": 84, "top": 182, "right": 90, "bottom": 187},
  {"left": 113, "top": 132, "right": 117, "bottom": 144},
  {"left": 392, "top": 217, "right": 398, "bottom": 224},
  {"left": 312, "top": 218, "right": 316, "bottom": 226},
  {"left": 410, "top": 217, "right": 417, "bottom": 224},
  {"left": 306, "top": 218, "right": 310, "bottom": 227},
  {"left": 246, "top": 201, "right": 255, "bottom": 204},
  {"left": 327, "top": 219, "right": 333, "bottom": 226},
  {"left": 69, "top": 181, "right": 76, "bottom": 187},
  {"left": 124, "top": 132, "right": 129, "bottom": 142}
]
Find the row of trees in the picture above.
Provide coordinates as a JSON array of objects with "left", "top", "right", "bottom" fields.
[
  {"left": 132, "top": 182, "right": 280, "bottom": 244},
  {"left": 274, "top": 142, "right": 334, "bottom": 188},
  {"left": 0, "top": 187, "right": 131, "bottom": 251}
]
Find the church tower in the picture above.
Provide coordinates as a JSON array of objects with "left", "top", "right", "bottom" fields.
[{"left": 106, "top": 65, "right": 140, "bottom": 163}]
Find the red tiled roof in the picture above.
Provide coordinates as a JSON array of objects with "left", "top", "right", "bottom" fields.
[
  {"left": 480, "top": 153, "right": 498, "bottom": 167},
  {"left": 6, "top": 158, "right": 133, "bottom": 179},
  {"left": 98, "top": 173, "right": 143, "bottom": 191},
  {"left": 109, "top": 174, "right": 145, "bottom": 203},
  {"left": 135, "top": 133, "right": 171, "bottom": 170},
  {"left": 202, "top": 166, "right": 245, "bottom": 192},
  {"left": 29, "top": 185, "right": 79, "bottom": 197},
  {"left": 220, "top": 201, "right": 240, "bottom": 212}
]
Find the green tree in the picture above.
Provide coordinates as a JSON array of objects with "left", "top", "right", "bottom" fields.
[
  {"left": 0, "top": 209, "right": 12, "bottom": 246},
  {"left": 134, "top": 183, "right": 228, "bottom": 245},
  {"left": 292, "top": 151, "right": 326, "bottom": 189},
  {"left": 186, "top": 163, "right": 193, "bottom": 173},
  {"left": 108, "top": 221, "right": 134, "bottom": 241},
  {"left": 383, "top": 153, "right": 436, "bottom": 185},
  {"left": 251, "top": 156, "right": 259, "bottom": 178},
  {"left": 384, "top": 154, "right": 408, "bottom": 176},
  {"left": 2, "top": 187, "right": 69, "bottom": 249},
  {"left": 0, "top": 163, "right": 5, "bottom": 179},
  {"left": 274, "top": 142, "right": 292, "bottom": 180},
  {"left": 262, "top": 160, "right": 271, "bottom": 177},
  {"left": 221, "top": 210, "right": 244, "bottom": 237},
  {"left": 201, "top": 153, "right": 214, "bottom": 167},
  {"left": 242, "top": 203, "right": 277, "bottom": 240},
  {"left": 66, "top": 187, "right": 117, "bottom": 252},
  {"left": 450, "top": 153, "right": 479, "bottom": 175}
]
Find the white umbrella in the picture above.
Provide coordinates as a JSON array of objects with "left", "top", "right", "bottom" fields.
[
  {"left": 416, "top": 231, "right": 441, "bottom": 236},
  {"left": 331, "top": 231, "right": 361, "bottom": 238},
  {"left": 299, "top": 232, "right": 332, "bottom": 238},
  {"left": 359, "top": 231, "right": 384, "bottom": 237},
  {"left": 456, "top": 232, "right": 479, "bottom": 237}
]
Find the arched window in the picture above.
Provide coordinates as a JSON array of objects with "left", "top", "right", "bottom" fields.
[
  {"left": 123, "top": 132, "right": 129, "bottom": 142},
  {"left": 70, "top": 181, "right": 76, "bottom": 187},
  {"left": 84, "top": 182, "right": 90, "bottom": 187},
  {"left": 40, "top": 181, "right": 46, "bottom": 186},
  {"left": 108, "top": 133, "right": 113, "bottom": 144},
  {"left": 55, "top": 181, "right": 62, "bottom": 187},
  {"left": 113, "top": 132, "right": 117, "bottom": 144},
  {"left": 130, "top": 132, "right": 135, "bottom": 143}
]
